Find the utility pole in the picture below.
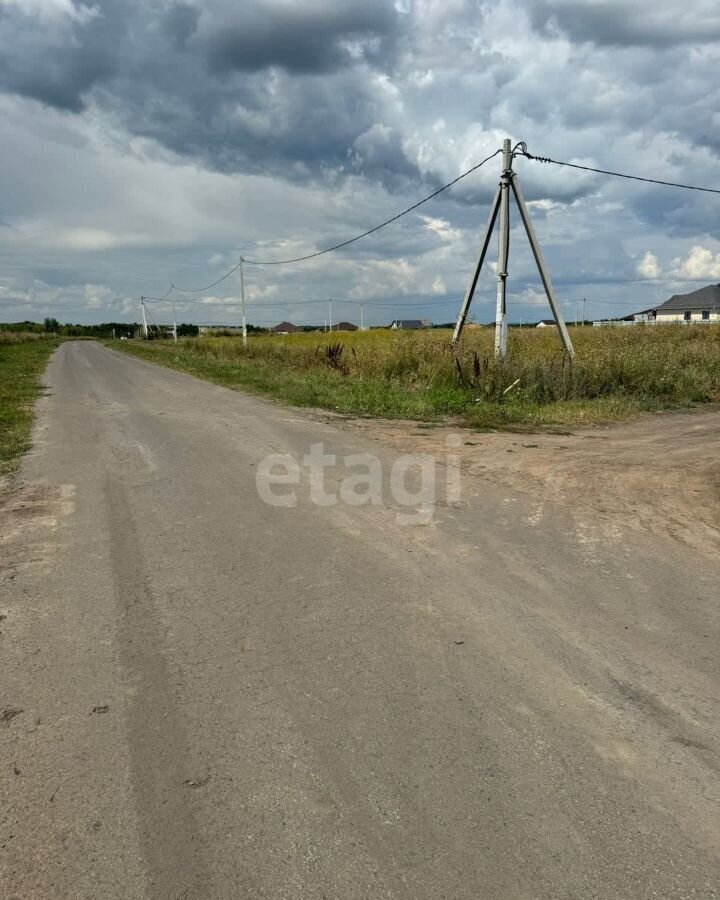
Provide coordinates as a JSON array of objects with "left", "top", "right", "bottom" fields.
[
  {"left": 494, "top": 138, "right": 512, "bottom": 359},
  {"left": 140, "top": 298, "right": 149, "bottom": 339},
  {"left": 583, "top": 297, "right": 587, "bottom": 326},
  {"left": 451, "top": 139, "right": 575, "bottom": 358},
  {"left": 328, "top": 299, "right": 333, "bottom": 333},
  {"left": 239, "top": 257, "right": 248, "bottom": 348},
  {"left": 360, "top": 304, "right": 364, "bottom": 332},
  {"left": 576, "top": 300, "right": 580, "bottom": 326},
  {"left": 172, "top": 301, "right": 178, "bottom": 343}
]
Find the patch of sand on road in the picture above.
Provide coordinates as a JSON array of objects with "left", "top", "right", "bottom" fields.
[
  {"left": 328, "top": 406, "right": 720, "bottom": 556},
  {"left": 0, "top": 483, "right": 76, "bottom": 579}
]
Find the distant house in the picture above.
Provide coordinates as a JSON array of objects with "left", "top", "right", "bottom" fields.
[
  {"left": 594, "top": 285, "right": 720, "bottom": 327},
  {"left": 536, "top": 319, "right": 558, "bottom": 328},
  {"left": 334, "top": 321, "right": 358, "bottom": 332},
  {"left": 621, "top": 307, "right": 657, "bottom": 323},
  {"left": 389, "top": 319, "right": 432, "bottom": 330},
  {"left": 270, "top": 321, "right": 301, "bottom": 334},
  {"left": 654, "top": 284, "right": 720, "bottom": 323},
  {"left": 198, "top": 324, "right": 244, "bottom": 335}
]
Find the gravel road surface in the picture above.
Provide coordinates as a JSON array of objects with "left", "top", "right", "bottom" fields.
[{"left": 1, "top": 341, "right": 718, "bottom": 899}]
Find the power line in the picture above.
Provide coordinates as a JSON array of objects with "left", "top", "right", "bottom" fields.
[
  {"left": 1, "top": 294, "right": 634, "bottom": 317},
  {"left": 162, "top": 150, "right": 502, "bottom": 291},
  {"left": 245, "top": 150, "right": 501, "bottom": 265},
  {"left": 146, "top": 143, "right": 720, "bottom": 301},
  {"left": 518, "top": 148, "right": 720, "bottom": 195},
  {"left": 171, "top": 259, "right": 243, "bottom": 294},
  {"left": 147, "top": 291, "right": 641, "bottom": 309},
  {"left": 141, "top": 295, "right": 467, "bottom": 309},
  {"left": 169, "top": 150, "right": 500, "bottom": 290}
]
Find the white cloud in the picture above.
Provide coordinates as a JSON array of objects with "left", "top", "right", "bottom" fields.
[
  {"left": 83, "top": 283, "right": 113, "bottom": 309},
  {"left": 636, "top": 251, "right": 661, "bottom": 279},
  {"left": 420, "top": 215, "right": 461, "bottom": 242},
  {"left": 0, "top": 276, "right": 135, "bottom": 319},
  {"left": 519, "top": 287, "right": 549, "bottom": 307},
  {"left": 56, "top": 228, "right": 147, "bottom": 251},
  {"left": 670, "top": 245, "right": 720, "bottom": 280}
]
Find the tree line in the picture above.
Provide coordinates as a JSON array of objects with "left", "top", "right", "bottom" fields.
[{"left": 0, "top": 320, "right": 200, "bottom": 338}]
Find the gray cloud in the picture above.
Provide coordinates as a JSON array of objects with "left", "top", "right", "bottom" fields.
[
  {"left": 0, "top": 0, "right": 414, "bottom": 187},
  {"left": 0, "top": 2, "right": 117, "bottom": 111},
  {"left": 164, "top": 2, "right": 201, "bottom": 50},
  {"left": 528, "top": 0, "right": 720, "bottom": 47},
  {"left": 198, "top": 0, "right": 399, "bottom": 74},
  {"left": 1, "top": 0, "right": 720, "bottom": 327}
]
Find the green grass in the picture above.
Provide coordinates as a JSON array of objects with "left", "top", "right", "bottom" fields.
[
  {"left": 0, "top": 333, "right": 58, "bottom": 477},
  {"left": 112, "top": 325, "right": 720, "bottom": 429}
]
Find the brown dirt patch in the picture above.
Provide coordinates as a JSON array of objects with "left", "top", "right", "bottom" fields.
[{"left": 329, "top": 406, "right": 720, "bottom": 556}]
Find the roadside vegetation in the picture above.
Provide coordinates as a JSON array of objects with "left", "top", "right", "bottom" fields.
[
  {"left": 0, "top": 318, "right": 195, "bottom": 339},
  {"left": 114, "top": 325, "right": 720, "bottom": 428},
  {"left": 0, "top": 332, "right": 58, "bottom": 477}
]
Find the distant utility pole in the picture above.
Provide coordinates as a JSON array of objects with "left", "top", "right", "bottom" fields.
[
  {"left": 140, "top": 298, "right": 149, "bottom": 339},
  {"left": 452, "top": 138, "right": 575, "bottom": 358},
  {"left": 172, "top": 301, "right": 178, "bottom": 343},
  {"left": 583, "top": 297, "right": 587, "bottom": 326},
  {"left": 328, "top": 299, "right": 333, "bottom": 333},
  {"left": 360, "top": 304, "right": 364, "bottom": 332},
  {"left": 576, "top": 301, "right": 580, "bottom": 326},
  {"left": 239, "top": 257, "right": 248, "bottom": 348}
]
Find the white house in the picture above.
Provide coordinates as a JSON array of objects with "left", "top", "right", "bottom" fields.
[
  {"left": 597, "top": 285, "right": 720, "bottom": 327},
  {"left": 653, "top": 284, "right": 720, "bottom": 323},
  {"left": 198, "top": 324, "right": 245, "bottom": 335},
  {"left": 389, "top": 319, "right": 432, "bottom": 330},
  {"left": 620, "top": 307, "right": 657, "bottom": 323}
]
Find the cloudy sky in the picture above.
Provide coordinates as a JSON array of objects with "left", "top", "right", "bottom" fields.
[{"left": 2, "top": 0, "right": 720, "bottom": 327}]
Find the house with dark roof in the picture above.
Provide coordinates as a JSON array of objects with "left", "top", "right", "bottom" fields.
[
  {"left": 654, "top": 284, "right": 720, "bottom": 323},
  {"left": 614, "top": 285, "right": 720, "bottom": 326},
  {"left": 389, "top": 319, "right": 432, "bottom": 330},
  {"left": 270, "top": 321, "right": 301, "bottom": 334},
  {"left": 334, "top": 321, "right": 358, "bottom": 332}
]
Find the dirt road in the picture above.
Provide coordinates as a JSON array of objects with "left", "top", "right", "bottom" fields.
[{"left": 1, "top": 342, "right": 718, "bottom": 899}]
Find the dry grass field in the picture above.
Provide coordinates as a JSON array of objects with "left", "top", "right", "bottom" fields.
[{"left": 115, "top": 324, "right": 720, "bottom": 429}]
